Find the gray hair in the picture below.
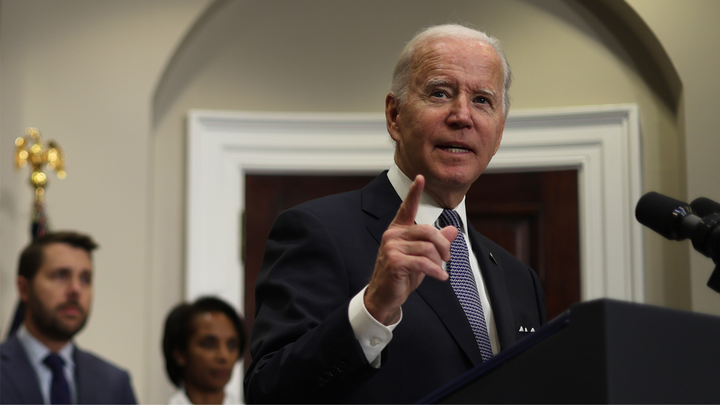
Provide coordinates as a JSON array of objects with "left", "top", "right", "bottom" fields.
[{"left": 390, "top": 24, "right": 513, "bottom": 118}]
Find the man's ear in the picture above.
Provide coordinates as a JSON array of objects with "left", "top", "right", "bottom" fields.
[
  {"left": 17, "top": 276, "right": 30, "bottom": 303},
  {"left": 385, "top": 93, "right": 401, "bottom": 143},
  {"left": 173, "top": 349, "right": 187, "bottom": 367}
]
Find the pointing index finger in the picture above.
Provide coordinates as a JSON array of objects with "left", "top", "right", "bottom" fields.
[{"left": 392, "top": 175, "right": 424, "bottom": 227}]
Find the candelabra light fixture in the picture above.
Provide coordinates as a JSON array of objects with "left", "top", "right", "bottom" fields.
[{"left": 14, "top": 127, "right": 66, "bottom": 204}]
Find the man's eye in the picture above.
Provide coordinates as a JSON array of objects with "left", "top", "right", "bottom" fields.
[
  {"left": 474, "top": 96, "right": 489, "bottom": 104},
  {"left": 53, "top": 271, "right": 69, "bottom": 280},
  {"left": 431, "top": 91, "right": 447, "bottom": 98}
]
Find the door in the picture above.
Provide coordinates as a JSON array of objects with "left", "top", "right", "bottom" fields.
[{"left": 243, "top": 170, "right": 580, "bottom": 365}]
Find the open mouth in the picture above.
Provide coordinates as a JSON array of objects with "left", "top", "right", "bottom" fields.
[{"left": 438, "top": 145, "right": 471, "bottom": 153}]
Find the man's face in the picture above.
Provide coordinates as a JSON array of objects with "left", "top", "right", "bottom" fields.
[
  {"left": 19, "top": 243, "right": 93, "bottom": 342},
  {"left": 386, "top": 37, "right": 506, "bottom": 207}
]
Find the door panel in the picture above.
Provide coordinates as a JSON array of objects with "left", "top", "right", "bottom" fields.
[{"left": 465, "top": 170, "right": 580, "bottom": 319}]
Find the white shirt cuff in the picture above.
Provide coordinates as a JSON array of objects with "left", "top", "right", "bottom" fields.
[{"left": 348, "top": 286, "right": 401, "bottom": 368}]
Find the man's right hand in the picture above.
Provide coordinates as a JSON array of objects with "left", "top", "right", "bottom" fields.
[{"left": 364, "top": 175, "right": 458, "bottom": 325}]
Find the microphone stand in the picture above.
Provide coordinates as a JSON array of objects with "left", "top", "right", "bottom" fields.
[
  {"left": 708, "top": 267, "right": 720, "bottom": 294},
  {"left": 691, "top": 212, "right": 720, "bottom": 293}
]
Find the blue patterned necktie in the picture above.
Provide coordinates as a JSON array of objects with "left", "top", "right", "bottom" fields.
[
  {"left": 43, "top": 353, "right": 71, "bottom": 404},
  {"left": 439, "top": 209, "right": 494, "bottom": 362}
]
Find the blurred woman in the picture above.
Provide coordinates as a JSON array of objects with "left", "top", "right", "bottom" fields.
[{"left": 163, "top": 296, "right": 247, "bottom": 404}]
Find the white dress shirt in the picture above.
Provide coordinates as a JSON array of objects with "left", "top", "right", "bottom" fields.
[
  {"left": 16, "top": 324, "right": 77, "bottom": 404},
  {"left": 167, "top": 387, "right": 240, "bottom": 404},
  {"left": 348, "top": 164, "right": 500, "bottom": 366}
]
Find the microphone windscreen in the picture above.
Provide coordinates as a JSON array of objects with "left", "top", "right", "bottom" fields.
[
  {"left": 635, "top": 191, "right": 690, "bottom": 240},
  {"left": 690, "top": 197, "right": 720, "bottom": 218}
]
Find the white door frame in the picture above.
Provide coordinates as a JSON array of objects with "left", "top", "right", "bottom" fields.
[{"left": 186, "top": 104, "right": 643, "bottom": 308}]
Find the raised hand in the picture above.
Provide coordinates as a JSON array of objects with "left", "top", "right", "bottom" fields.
[{"left": 364, "top": 175, "right": 459, "bottom": 325}]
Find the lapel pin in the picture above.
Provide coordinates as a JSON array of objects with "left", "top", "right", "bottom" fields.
[{"left": 489, "top": 252, "right": 498, "bottom": 265}]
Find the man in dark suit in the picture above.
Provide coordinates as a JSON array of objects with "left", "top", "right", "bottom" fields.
[
  {"left": 245, "top": 24, "right": 546, "bottom": 403},
  {"left": 1, "top": 231, "right": 137, "bottom": 404}
]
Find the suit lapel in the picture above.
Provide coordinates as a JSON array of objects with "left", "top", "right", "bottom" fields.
[
  {"left": 361, "top": 172, "right": 402, "bottom": 243},
  {"left": 73, "top": 346, "right": 92, "bottom": 404},
  {"left": 1, "top": 335, "right": 45, "bottom": 404},
  {"left": 467, "top": 224, "right": 516, "bottom": 350}
]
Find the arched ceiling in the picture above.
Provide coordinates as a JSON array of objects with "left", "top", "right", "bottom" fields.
[
  {"left": 573, "top": 0, "right": 681, "bottom": 112},
  {"left": 152, "top": 0, "right": 682, "bottom": 125}
]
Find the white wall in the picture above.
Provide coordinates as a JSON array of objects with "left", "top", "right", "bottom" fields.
[{"left": 2, "top": 0, "right": 719, "bottom": 403}]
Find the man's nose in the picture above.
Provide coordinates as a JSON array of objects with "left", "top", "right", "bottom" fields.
[
  {"left": 67, "top": 276, "right": 82, "bottom": 296},
  {"left": 447, "top": 97, "right": 473, "bottom": 128}
]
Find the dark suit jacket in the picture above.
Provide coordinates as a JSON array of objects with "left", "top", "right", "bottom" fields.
[
  {"left": 244, "top": 172, "right": 546, "bottom": 404},
  {"left": 0, "top": 334, "right": 137, "bottom": 404}
]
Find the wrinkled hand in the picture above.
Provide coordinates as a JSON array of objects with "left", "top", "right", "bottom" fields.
[{"left": 364, "top": 175, "right": 458, "bottom": 325}]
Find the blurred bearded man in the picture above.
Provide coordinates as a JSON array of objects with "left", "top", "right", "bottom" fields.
[{"left": 1, "top": 231, "right": 137, "bottom": 404}]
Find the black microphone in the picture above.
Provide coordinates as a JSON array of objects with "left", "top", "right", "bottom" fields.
[
  {"left": 636, "top": 191, "right": 720, "bottom": 293},
  {"left": 634, "top": 191, "right": 701, "bottom": 241},
  {"left": 691, "top": 197, "right": 720, "bottom": 217}
]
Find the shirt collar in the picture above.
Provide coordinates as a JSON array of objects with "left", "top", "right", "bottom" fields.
[
  {"left": 17, "top": 323, "right": 76, "bottom": 369},
  {"left": 387, "top": 163, "right": 468, "bottom": 232}
]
